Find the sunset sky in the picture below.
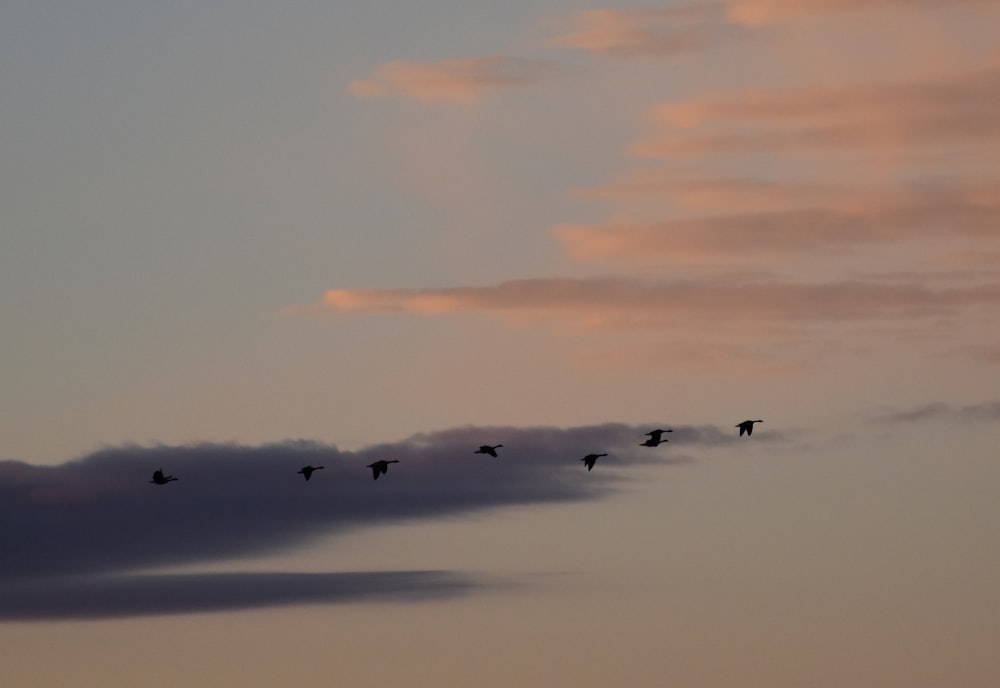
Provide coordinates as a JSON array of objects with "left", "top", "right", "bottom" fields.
[{"left": 2, "top": 1, "right": 1000, "bottom": 686}]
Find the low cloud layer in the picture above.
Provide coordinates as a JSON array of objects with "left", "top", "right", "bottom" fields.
[
  {"left": 0, "top": 423, "right": 741, "bottom": 618},
  {"left": 0, "top": 571, "right": 477, "bottom": 621}
]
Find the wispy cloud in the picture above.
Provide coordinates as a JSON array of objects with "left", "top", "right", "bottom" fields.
[
  {"left": 1, "top": 423, "right": 730, "bottom": 618},
  {"left": 0, "top": 571, "right": 478, "bottom": 621},
  {"left": 634, "top": 65, "right": 1000, "bottom": 157},
  {"left": 573, "top": 172, "right": 844, "bottom": 210},
  {"left": 309, "top": 277, "right": 1000, "bottom": 326},
  {"left": 548, "top": 1, "right": 996, "bottom": 58},
  {"left": 550, "top": 5, "right": 739, "bottom": 57},
  {"left": 725, "top": 0, "right": 1000, "bottom": 26},
  {"left": 295, "top": 275, "right": 1000, "bottom": 371},
  {"left": 348, "top": 57, "right": 559, "bottom": 103},
  {"left": 555, "top": 183, "right": 1000, "bottom": 265},
  {"left": 868, "top": 400, "right": 1000, "bottom": 425}
]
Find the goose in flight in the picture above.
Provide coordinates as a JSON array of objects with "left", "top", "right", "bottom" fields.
[
  {"left": 581, "top": 453, "right": 607, "bottom": 471},
  {"left": 736, "top": 419, "right": 763, "bottom": 437},
  {"left": 474, "top": 444, "right": 503, "bottom": 458},
  {"left": 366, "top": 460, "right": 399, "bottom": 480},
  {"left": 640, "top": 429, "right": 672, "bottom": 447},
  {"left": 297, "top": 465, "right": 324, "bottom": 481},
  {"left": 149, "top": 469, "right": 178, "bottom": 485}
]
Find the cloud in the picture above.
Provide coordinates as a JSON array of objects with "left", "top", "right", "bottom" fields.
[
  {"left": 555, "top": 183, "right": 1000, "bottom": 264},
  {"left": 869, "top": 400, "right": 1000, "bottom": 425},
  {"left": 550, "top": 5, "right": 739, "bottom": 57},
  {"left": 0, "top": 429, "right": 610, "bottom": 580},
  {"left": 298, "top": 276, "right": 1000, "bottom": 371},
  {"left": 0, "top": 571, "right": 478, "bottom": 621},
  {"left": 0, "top": 421, "right": 779, "bottom": 619},
  {"left": 548, "top": 1, "right": 998, "bottom": 59},
  {"left": 960, "top": 343, "right": 1000, "bottom": 364},
  {"left": 725, "top": 0, "right": 1000, "bottom": 26},
  {"left": 573, "top": 172, "right": 844, "bottom": 211},
  {"left": 310, "top": 277, "right": 1000, "bottom": 326},
  {"left": 634, "top": 66, "right": 1000, "bottom": 156},
  {"left": 348, "top": 57, "right": 559, "bottom": 103},
  {"left": 2, "top": 422, "right": 746, "bottom": 618}
]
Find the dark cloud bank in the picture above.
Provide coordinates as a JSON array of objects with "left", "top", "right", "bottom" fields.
[{"left": 0, "top": 423, "right": 754, "bottom": 620}]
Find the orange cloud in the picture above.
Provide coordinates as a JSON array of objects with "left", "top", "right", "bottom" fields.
[
  {"left": 556, "top": 183, "right": 1000, "bottom": 264},
  {"left": 293, "top": 275, "right": 1000, "bottom": 372},
  {"left": 726, "top": 0, "right": 999, "bottom": 26},
  {"left": 573, "top": 172, "right": 846, "bottom": 211},
  {"left": 550, "top": 6, "right": 735, "bottom": 57},
  {"left": 311, "top": 277, "right": 1000, "bottom": 326},
  {"left": 634, "top": 65, "right": 1000, "bottom": 157},
  {"left": 348, "top": 57, "right": 559, "bottom": 103}
]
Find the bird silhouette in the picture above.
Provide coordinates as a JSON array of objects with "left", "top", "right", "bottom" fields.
[
  {"left": 149, "top": 469, "right": 178, "bottom": 485},
  {"left": 297, "top": 465, "right": 324, "bottom": 481},
  {"left": 581, "top": 453, "right": 607, "bottom": 471},
  {"left": 366, "top": 460, "right": 399, "bottom": 480},
  {"left": 736, "top": 419, "right": 763, "bottom": 437},
  {"left": 640, "top": 429, "right": 672, "bottom": 447},
  {"left": 474, "top": 444, "right": 503, "bottom": 458}
]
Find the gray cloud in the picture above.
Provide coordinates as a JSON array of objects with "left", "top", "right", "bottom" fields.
[
  {"left": 0, "top": 571, "right": 478, "bottom": 621},
  {"left": 869, "top": 400, "right": 1000, "bottom": 425},
  {"left": 0, "top": 422, "right": 758, "bottom": 618}
]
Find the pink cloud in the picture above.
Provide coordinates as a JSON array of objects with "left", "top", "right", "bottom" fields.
[
  {"left": 635, "top": 66, "right": 1000, "bottom": 156},
  {"left": 348, "top": 57, "right": 559, "bottom": 103},
  {"left": 311, "top": 277, "right": 1000, "bottom": 326},
  {"left": 573, "top": 172, "right": 848, "bottom": 211},
  {"left": 556, "top": 183, "right": 1000, "bottom": 263},
  {"left": 549, "top": 6, "right": 736, "bottom": 57},
  {"left": 291, "top": 274, "right": 1000, "bottom": 371},
  {"left": 726, "top": 0, "right": 1000, "bottom": 26}
]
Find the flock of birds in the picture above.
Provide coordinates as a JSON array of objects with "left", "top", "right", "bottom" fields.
[{"left": 147, "top": 420, "right": 764, "bottom": 485}]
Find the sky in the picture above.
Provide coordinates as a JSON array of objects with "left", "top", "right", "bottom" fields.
[{"left": 2, "top": 0, "right": 1000, "bottom": 686}]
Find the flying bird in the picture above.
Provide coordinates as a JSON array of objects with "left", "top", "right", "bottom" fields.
[
  {"left": 149, "top": 469, "right": 178, "bottom": 485},
  {"left": 366, "top": 460, "right": 399, "bottom": 480},
  {"left": 297, "top": 465, "right": 324, "bottom": 481},
  {"left": 581, "top": 453, "right": 607, "bottom": 471},
  {"left": 640, "top": 429, "right": 672, "bottom": 447},
  {"left": 474, "top": 444, "right": 503, "bottom": 458},
  {"left": 736, "top": 419, "right": 763, "bottom": 437}
]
